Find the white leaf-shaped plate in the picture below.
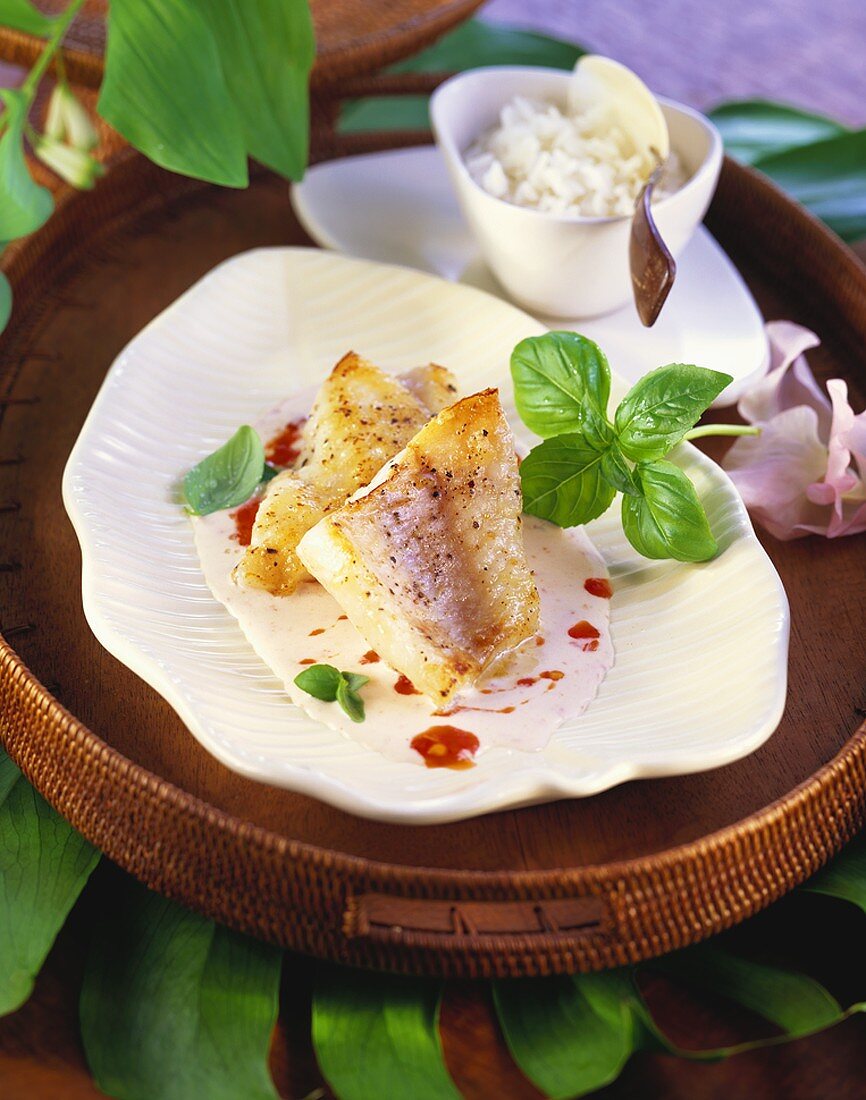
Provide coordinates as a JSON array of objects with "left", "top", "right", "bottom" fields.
[{"left": 63, "top": 248, "right": 789, "bottom": 824}]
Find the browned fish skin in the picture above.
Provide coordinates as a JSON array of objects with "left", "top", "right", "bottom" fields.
[
  {"left": 297, "top": 389, "right": 540, "bottom": 704},
  {"left": 237, "top": 354, "right": 457, "bottom": 595}
]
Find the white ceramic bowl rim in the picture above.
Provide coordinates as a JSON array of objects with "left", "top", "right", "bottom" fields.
[{"left": 430, "top": 65, "right": 723, "bottom": 227}]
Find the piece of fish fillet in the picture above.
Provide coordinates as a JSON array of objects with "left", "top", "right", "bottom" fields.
[
  {"left": 237, "top": 354, "right": 457, "bottom": 595},
  {"left": 297, "top": 389, "right": 539, "bottom": 704}
]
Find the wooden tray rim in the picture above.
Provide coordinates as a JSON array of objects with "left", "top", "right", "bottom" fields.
[{"left": 2, "top": 146, "right": 866, "bottom": 978}]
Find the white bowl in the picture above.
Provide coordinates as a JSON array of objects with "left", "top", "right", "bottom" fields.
[{"left": 430, "top": 66, "right": 724, "bottom": 319}]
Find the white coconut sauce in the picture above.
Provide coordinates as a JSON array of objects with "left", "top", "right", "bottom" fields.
[{"left": 191, "top": 392, "right": 614, "bottom": 768}]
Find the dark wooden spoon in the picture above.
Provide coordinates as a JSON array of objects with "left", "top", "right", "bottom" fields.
[{"left": 629, "top": 163, "right": 676, "bottom": 327}]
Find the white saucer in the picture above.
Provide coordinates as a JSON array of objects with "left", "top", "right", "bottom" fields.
[{"left": 292, "top": 146, "right": 769, "bottom": 405}]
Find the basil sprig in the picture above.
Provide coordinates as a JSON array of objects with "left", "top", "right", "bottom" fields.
[
  {"left": 294, "top": 665, "right": 369, "bottom": 723},
  {"left": 183, "top": 426, "right": 270, "bottom": 515},
  {"left": 512, "top": 333, "right": 757, "bottom": 562}
]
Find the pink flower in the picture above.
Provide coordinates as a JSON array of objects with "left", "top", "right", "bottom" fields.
[{"left": 723, "top": 321, "right": 866, "bottom": 540}]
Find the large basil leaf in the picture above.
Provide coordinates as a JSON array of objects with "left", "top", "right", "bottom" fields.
[
  {"left": 189, "top": 0, "right": 315, "bottom": 181},
  {"left": 0, "top": 748, "right": 100, "bottom": 1015},
  {"left": 99, "top": 0, "right": 247, "bottom": 187},
  {"left": 339, "top": 19, "right": 585, "bottom": 133},
  {"left": 0, "top": 0, "right": 55, "bottom": 35},
  {"left": 0, "top": 270, "right": 10, "bottom": 334},
  {"left": 752, "top": 129, "right": 866, "bottom": 244},
  {"left": 710, "top": 100, "right": 847, "bottom": 165},
  {"left": 614, "top": 363, "right": 732, "bottom": 462},
  {"left": 312, "top": 966, "right": 460, "bottom": 1100},
  {"left": 183, "top": 425, "right": 265, "bottom": 514},
  {"left": 80, "top": 877, "right": 281, "bottom": 1100},
  {"left": 511, "top": 332, "right": 611, "bottom": 439},
  {"left": 803, "top": 831, "right": 866, "bottom": 912},
  {"left": 0, "top": 90, "right": 54, "bottom": 240},
  {"left": 494, "top": 970, "right": 644, "bottom": 1100},
  {"left": 520, "top": 434, "right": 614, "bottom": 527},
  {"left": 621, "top": 459, "right": 718, "bottom": 561}
]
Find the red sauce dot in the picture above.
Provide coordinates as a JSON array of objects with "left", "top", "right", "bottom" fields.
[
  {"left": 309, "top": 628, "right": 325, "bottom": 637},
  {"left": 535, "top": 635, "right": 545, "bottom": 646},
  {"left": 584, "top": 639, "right": 599, "bottom": 652},
  {"left": 298, "top": 658, "right": 315, "bottom": 665},
  {"left": 265, "top": 418, "right": 306, "bottom": 467},
  {"left": 359, "top": 650, "right": 380, "bottom": 665},
  {"left": 394, "top": 674, "right": 420, "bottom": 695},
  {"left": 337, "top": 615, "right": 348, "bottom": 621},
  {"left": 541, "top": 670, "right": 564, "bottom": 681},
  {"left": 568, "top": 620, "right": 600, "bottom": 641},
  {"left": 516, "top": 676, "right": 538, "bottom": 687},
  {"left": 585, "top": 577, "right": 613, "bottom": 599},
  {"left": 230, "top": 496, "right": 262, "bottom": 547},
  {"left": 411, "top": 726, "right": 480, "bottom": 769}
]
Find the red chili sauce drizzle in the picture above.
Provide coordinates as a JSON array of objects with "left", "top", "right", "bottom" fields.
[
  {"left": 411, "top": 726, "right": 480, "bottom": 769},
  {"left": 516, "top": 670, "right": 564, "bottom": 688},
  {"left": 394, "top": 673, "right": 421, "bottom": 695},
  {"left": 568, "top": 620, "right": 600, "bottom": 651},
  {"left": 437, "top": 704, "right": 515, "bottom": 716},
  {"left": 309, "top": 627, "right": 325, "bottom": 637},
  {"left": 230, "top": 496, "right": 262, "bottom": 546},
  {"left": 265, "top": 418, "right": 306, "bottom": 467},
  {"left": 359, "top": 650, "right": 380, "bottom": 664},
  {"left": 584, "top": 577, "right": 613, "bottom": 599}
]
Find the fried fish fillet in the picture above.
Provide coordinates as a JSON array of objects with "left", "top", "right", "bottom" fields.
[
  {"left": 296, "top": 389, "right": 540, "bottom": 704},
  {"left": 237, "top": 354, "right": 456, "bottom": 596}
]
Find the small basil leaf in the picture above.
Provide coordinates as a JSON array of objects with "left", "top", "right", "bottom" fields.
[
  {"left": 341, "top": 672, "right": 369, "bottom": 694},
  {"left": 614, "top": 364, "right": 733, "bottom": 462},
  {"left": 336, "top": 678, "right": 366, "bottom": 724},
  {"left": 520, "top": 435, "right": 615, "bottom": 528},
  {"left": 294, "top": 664, "right": 342, "bottom": 702},
  {"left": 183, "top": 425, "right": 264, "bottom": 515},
  {"left": 0, "top": 91, "right": 54, "bottom": 240},
  {"left": 580, "top": 402, "right": 616, "bottom": 451},
  {"left": 261, "top": 463, "right": 280, "bottom": 483},
  {"left": 600, "top": 446, "right": 639, "bottom": 496},
  {"left": 621, "top": 460, "right": 718, "bottom": 562},
  {"left": 511, "top": 332, "right": 611, "bottom": 439}
]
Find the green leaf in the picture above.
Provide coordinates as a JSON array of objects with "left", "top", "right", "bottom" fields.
[
  {"left": 0, "top": 270, "right": 10, "bottom": 334},
  {"left": 80, "top": 878, "right": 281, "bottom": 1100},
  {"left": 710, "top": 99, "right": 846, "bottom": 165},
  {"left": 340, "top": 19, "right": 585, "bottom": 133},
  {"left": 600, "top": 444, "right": 639, "bottom": 496},
  {"left": 336, "top": 676, "right": 366, "bottom": 723},
  {"left": 803, "top": 831, "right": 866, "bottom": 913},
  {"left": 188, "top": 0, "right": 315, "bottom": 180},
  {"left": 494, "top": 970, "right": 646, "bottom": 1100},
  {"left": 294, "top": 663, "right": 342, "bottom": 702},
  {"left": 753, "top": 129, "right": 866, "bottom": 243},
  {"left": 614, "top": 364, "right": 732, "bottom": 462},
  {"left": 99, "top": 0, "right": 248, "bottom": 187},
  {"left": 312, "top": 965, "right": 461, "bottom": 1100},
  {"left": 183, "top": 425, "right": 265, "bottom": 515},
  {"left": 0, "top": 0, "right": 56, "bottom": 36},
  {"left": 657, "top": 944, "right": 842, "bottom": 1041},
  {"left": 621, "top": 460, "right": 718, "bottom": 562},
  {"left": 341, "top": 671, "right": 369, "bottom": 693},
  {"left": 0, "top": 90, "right": 54, "bottom": 239},
  {"left": 511, "top": 332, "right": 611, "bottom": 439},
  {"left": 520, "top": 435, "right": 615, "bottom": 527},
  {"left": 0, "top": 748, "right": 100, "bottom": 1015}
]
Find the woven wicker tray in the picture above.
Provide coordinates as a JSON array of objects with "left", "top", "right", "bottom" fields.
[{"left": 0, "top": 140, "right": 865, "bottom": 979}]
